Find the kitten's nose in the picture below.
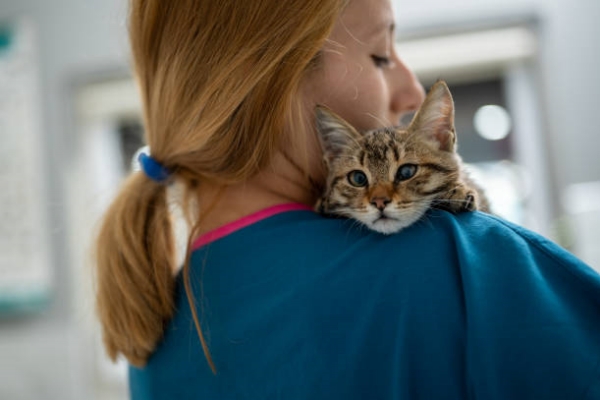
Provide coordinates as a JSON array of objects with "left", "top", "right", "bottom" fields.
[{"left": 371, "top": 197, "right": 391, "bottom": 211}]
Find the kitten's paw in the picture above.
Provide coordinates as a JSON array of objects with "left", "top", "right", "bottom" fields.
[
  {"left": 463, "top": 192, "right": 477, "bottom": 212},
  {"left": 435, "top": 185, "right": 479, "bottom": 213}
]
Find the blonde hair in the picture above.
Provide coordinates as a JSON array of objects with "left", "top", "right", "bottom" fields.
[{"left": 95, "top": 0, "right": 347, "bottom": 371}]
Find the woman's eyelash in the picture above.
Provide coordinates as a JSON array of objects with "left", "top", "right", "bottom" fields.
[{"left": 371, "top": 55, "right": 391, "bottom": 67}]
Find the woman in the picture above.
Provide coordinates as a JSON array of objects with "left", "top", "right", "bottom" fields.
[{"left": 95, "top": 0, "right": 600, "bottom": 398}]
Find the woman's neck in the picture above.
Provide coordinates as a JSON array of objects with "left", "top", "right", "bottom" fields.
[{"left": 192, "top": 150, "right": 322, "bottom": 237}]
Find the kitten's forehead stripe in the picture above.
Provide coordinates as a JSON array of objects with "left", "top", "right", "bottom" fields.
[
  {"left": 421, "top": 163, "right": 455, "bottom": 173},
  {"left": 418, "top": 180, "right": 454, "bottom": 196},
  {"left": 359, "top": 150, "right": 366, "bottom": 167},
  {"left": 388, "top": 139, "right": 400, "bottom": 162}
]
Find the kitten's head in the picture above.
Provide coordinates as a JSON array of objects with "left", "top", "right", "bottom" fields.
[{"left": 316, "top": 80, "right": 461, "bottom": 234}]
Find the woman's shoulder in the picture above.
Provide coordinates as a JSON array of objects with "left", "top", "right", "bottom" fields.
[
  {"left": 198, "top": 208, "right": 593, "bottom": 279},
  {"left": 191, "top": 207, "right": 599, "bottom": 308},
  {"left": 272, "top": 209, "right": 600, "bottom": 296},
  {"left": 265, "top": 209, "right": 587, "bottom": 268}
]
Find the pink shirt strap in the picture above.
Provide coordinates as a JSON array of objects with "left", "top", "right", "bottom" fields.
[{"left": 192, "top": 203, "right": 313, "bottom": 250}]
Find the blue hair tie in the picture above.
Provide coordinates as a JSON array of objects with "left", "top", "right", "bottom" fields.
[{"left": 138, "top": 152, "right": 171, "bottom": 183}]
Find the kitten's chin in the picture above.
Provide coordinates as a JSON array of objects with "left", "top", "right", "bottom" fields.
[
  {"left": 365, "top": 219, "right": 404, "bottom": 235},
  {"left": 362, "top": 212, "right": 423, "bottom": 235}
]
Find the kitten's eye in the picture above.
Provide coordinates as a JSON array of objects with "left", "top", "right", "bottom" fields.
[
  {"left": 396, "top": 164, "right": 418, "bottom": 181},
  {"left": 347, "top": 170, "right": 368, "bottom": 187}
]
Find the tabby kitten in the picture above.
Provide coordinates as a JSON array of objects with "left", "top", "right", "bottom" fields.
[{"left": 316, "top": 80, "right": 490, "bottom": 234}]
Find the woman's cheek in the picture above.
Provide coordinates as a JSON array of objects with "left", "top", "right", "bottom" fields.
[{"left": 351, "top": 74, "right": 389, "bottom": 130}]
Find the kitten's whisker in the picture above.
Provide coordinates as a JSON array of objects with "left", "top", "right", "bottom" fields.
[
  {"left": 365, "top": 112, "right": 393, "bottom": 128},
  {"left": 335, "top": 128, "right": 363, "bottom": 146},
  {"left": 331, "top": 131, "right": 363, "bottom": 150},
  {"left": 419, "top": 214, "right": 437, "bottom": 230},
  {"left": 350, "top": 219, "right": 364, "bottom": 231}
]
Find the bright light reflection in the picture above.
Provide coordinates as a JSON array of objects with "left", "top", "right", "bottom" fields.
[{"left": 474, "top": 105, "right": 512, "bottom": 141}]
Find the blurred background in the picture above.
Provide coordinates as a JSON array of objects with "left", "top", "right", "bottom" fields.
[{"left": 0, "top": 0, "right": 599, "bottom": 398}]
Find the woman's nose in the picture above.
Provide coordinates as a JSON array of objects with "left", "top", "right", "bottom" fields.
[{"left": 390, "top": 55, "right": 426, "bottom": 118}]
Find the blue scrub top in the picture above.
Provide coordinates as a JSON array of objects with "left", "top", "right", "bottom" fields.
[{"left": 130, "top": 208, "right": 600, "bottom": 399}]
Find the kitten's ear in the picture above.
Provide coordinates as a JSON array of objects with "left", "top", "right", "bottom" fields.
[
  {"left": 409, "top": 80, "right": 456, "bottom": 152},
  {"left": 315, "top": 105, "right": 361, "bottom": 162}
]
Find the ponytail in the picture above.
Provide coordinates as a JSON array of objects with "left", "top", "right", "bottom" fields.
[{"left": 95, "top": 173, "right": 175, "bottom": 366}]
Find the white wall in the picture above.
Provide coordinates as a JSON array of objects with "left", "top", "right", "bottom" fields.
[{"left": 0, "top": 0, "right": 598, "bottom": 398}]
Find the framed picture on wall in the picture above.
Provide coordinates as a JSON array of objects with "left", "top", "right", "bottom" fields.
[{"left": 0, "top": 19, "right": 52, "bottom": 315}]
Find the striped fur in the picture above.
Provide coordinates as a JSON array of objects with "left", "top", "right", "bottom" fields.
[{"left": 316, "top": 81, "right": 490, "bottom": 234}]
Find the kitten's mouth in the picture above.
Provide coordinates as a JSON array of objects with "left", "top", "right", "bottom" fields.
[
  {"left": 369, "top": 213, "right": 406, "bottom": 235},
  {"left": 374, "top": 213, "right": 396, "bottom": 222}
]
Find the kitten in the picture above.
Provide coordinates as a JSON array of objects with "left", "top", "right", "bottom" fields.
[{"left": 315, "top": 80, "right": 490, "bottom": 234}]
